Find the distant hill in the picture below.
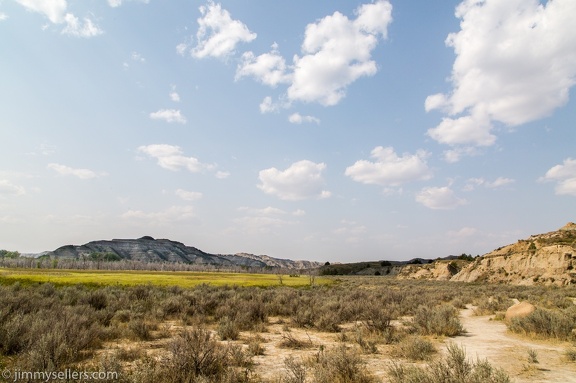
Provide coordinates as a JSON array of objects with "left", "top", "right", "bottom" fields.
[{"left": 42, "top": 236, "right": 320, "bottom": 269}]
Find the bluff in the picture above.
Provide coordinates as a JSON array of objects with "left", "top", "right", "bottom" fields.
[
  {"left": 451, "top": 223, "right": 576, "bottom": 285},
  {"left": 43, "top": 236, "right": 320, "bottom": 269}
]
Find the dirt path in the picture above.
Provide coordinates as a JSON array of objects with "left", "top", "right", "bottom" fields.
[{"left": 451, "top": 306, "right": 576, "bottom": 383}]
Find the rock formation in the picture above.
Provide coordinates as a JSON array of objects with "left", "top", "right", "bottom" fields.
[
  {"left": 452, "top": 222, "right": 576, "bottom": 285},
  {"left": 43, "top": 236, "right": 320, "bottom": 269}
]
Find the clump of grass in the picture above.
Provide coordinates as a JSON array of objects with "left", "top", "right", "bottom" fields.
[
  {"left": 412, "top": 304, "right": 464, "bottom": 337},
  {"left": 388, "top": 343, "right": 510, "bottom": 383},
  {"left": 310, "top": 345, "right": 375, "bottom": 383},
  {"left": 279, "top": 332, "right": 313, "bottom": 349},
  {"left": 281, "top": 356, "right": 307, "bottom": 383},
  {"left": 527, "top": 349, "right": 539, "bottom": 364},
  {"left": 391, "top": 335, "right": 436, "bottom": 361},
  {"left": 353, "top": 326, "right": 378, "bottom": 354},
  {"left": 564, "top": 346, "right": 576, "bottom": 362}
]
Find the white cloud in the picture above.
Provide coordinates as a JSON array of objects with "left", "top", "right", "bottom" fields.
[
  {"left": 259, "top": 96, "right": 283, "bottom": 114},
  {"left": 190, "top": 1, "right": 256, "bottom": 59},
  {"left": 288, "top": 113, "right": 320, "bottom": 125},
  {"left": 287, "top": 0, "right": 392, "bottom": 106},
  {"left": 16, "top": 0, "right": 67, "bottom": 23},
  {"left": 442, "top": 146, "right": 481, "bottom": 163},
  {"left": 108, "top": 0, "right": 149, "bottom": 7},
  {"left": 137, "top": 144, "right": 212, "bottom": 173},
  {"left": 149, "top": 109, "right": 187, "bottom": 124},
  {"left": 62, "top": 13, "right": 103, "bottom": 37},
  {"left": 176, "top": 43, "right": 188, "bottom": 56},
  {"left": 0, "top": 13, "right": 8, "bottom": 21},
  {"left": 121, "top": 205, "right": 195, "bottom": 223},
  {"left": 131, "top": 51, "right": 145, "bottom": 62},
  {"left": 540, "top": 158, "right": 576, "bottom": 196},
  {"left": 258, "top": 160, "right": 331, "bottom": 201},
  {"left": 16, "top": 0, "right": 102, "bottom": 37},
  {"left": 0, "top": 180, "right": 26, "bottom": 197},
  {"left": 486, "top": 177, "right": 515, "bottom": 189},
  {"left": 448, "top": 227, "right": 477, "bottom": 237},
  {"left": 235, "top": 44, "right": 291, "bottom": 87},
  {"left": 215, "top": 171, "right": 230, "bottom": 179},
  {"left": 427, "top": 109, "right": 495, "bottom": 147},
  {"left": 345, "top": 146, "right": 432, "bottom": 187},
  {"left": 416, "top": 186, "right": 467, "bottom": 210},
  {"left": 464, "top": 176, "right": 515, "bottom": 191},
  {"left": 47, "top": 163, "right": 105, "bottom": 179},
  {"left": 426, "top": 0, "right": 576, "bottom": 147},
  {"left": 170, "top": 92, "right": 180, "bottom": 102},
  {"left": 175, "top": 189, "right": 203, "bottom": 201}
]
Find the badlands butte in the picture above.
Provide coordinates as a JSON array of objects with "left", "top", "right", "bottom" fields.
[
  {"left": 41, "top": 222, "right": 576, "bottom": 286},
  {"left": 383, "top": 222, "right": 576, "bottom": 286}
]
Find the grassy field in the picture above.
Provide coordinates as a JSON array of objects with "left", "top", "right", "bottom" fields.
[{"left": 0, "top": 267, "right": 330, "bottom": 287}]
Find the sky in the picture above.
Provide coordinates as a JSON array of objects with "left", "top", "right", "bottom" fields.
[{"left": 1, "top": 0, "right": 575, "bottom": 262}]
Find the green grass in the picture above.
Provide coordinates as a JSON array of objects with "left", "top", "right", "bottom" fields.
[{"left": 0, "top": 268, "right": 330, "bottom": 288}]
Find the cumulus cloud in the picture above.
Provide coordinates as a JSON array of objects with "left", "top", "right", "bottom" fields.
[
  {"left": 0, "top": 180, "right": 26, "bottom": 197},
  {"left": 416, "top": 186, "right": 467, "bottom": 210},
  {"left": 47, "top": 163, "right": 105, "bottom": 179},
  {"left": 233, "top": 1, "right": 392, "bottom": 108},
  {"left": 186, "top": 1, "right": 256, "bottom": 59},
  {"left": 258, "top": 160, "right": 331, "bottom": 201},
  {"left": 540, "top": 158, "right": 576, "bottom": 196},
  {"left": 137, "top": 144, "right": 212, "bottom": 173},
  {"left": 149, "top": 109, "right": 187, "bottom": 124},
  {"left": 288, "top": 113, "right": 320, "bottom": 125},
  {"left": 236, "top": 43, "right": 291, "bottom": 87},
  {"left": 16, "top": 0, "right": 102, "bottom": 37},
  {"left": 121, "top": 205, "right": 195, "bottom": 223},
  {"left": 287, "top": 0, "right": 392, "bottom": 106},
  {"left": 175, "top": 189, "right": 203, "bottom": 201},
  {"left": 426, "top": 0, "right": 576, "bottom": 150},
  {"left": 16, "top": 0, "right": 67, "bottom": 23},
  {"left": 345, "top": 146, "right": 432, "bottom": 187}
]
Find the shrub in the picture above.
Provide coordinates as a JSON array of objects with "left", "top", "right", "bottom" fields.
[
  {"left": 217, "top": 317, "right": 240, "bottom": 341},
  {"left": 508, "top": 308, "right": 574, "bottom": 340},
  {"left": 388, "top": 343, "right": 510, "bottom": 383},
  {"left": 391, "top": 335, "right": 436, "bottom": 361},
  {"left": 86, "top": 291, "right": 108, "bottom": 310},
  {"left": 128, "top": 318, "right": 152, "bottom": 341},
  {"left": 412, "top": 304, "right": 464, "bottom": 337},
  {"left": 279, "top": 332, "right": 312, "bottom": 349},
  {"left": 282, "top": 356, "right": 307, "bottom": 383},
  {"left": 310, "top": 345, "right": 375, "bottom": 383},
  {"left": 565, "top": 347, "right": 576, "bottom": 362}
]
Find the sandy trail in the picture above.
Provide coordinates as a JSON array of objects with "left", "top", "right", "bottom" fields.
[{"left": 451, "top": 306, "right": 576, "bottom": 383}]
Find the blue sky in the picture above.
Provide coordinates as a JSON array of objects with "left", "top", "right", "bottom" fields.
[{"left": 1, "top": 0, "right": 575, "bottom": 262}]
